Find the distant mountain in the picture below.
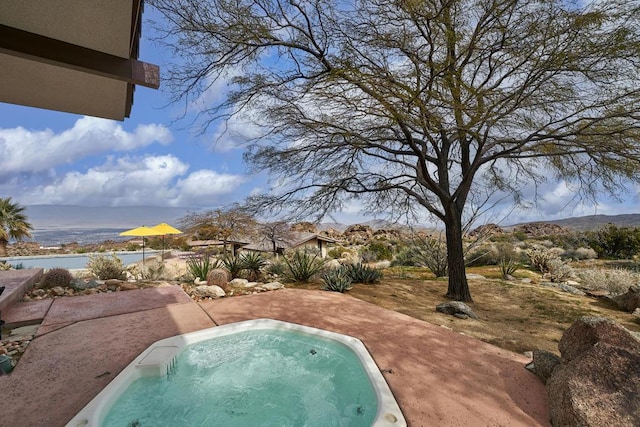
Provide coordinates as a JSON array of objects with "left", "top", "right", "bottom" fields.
[
  {"left": 25, "top": 205, "right": 193, "bottom": 230},
  {"left": 510, "top": 214, "right": 640, "bottom": 231}
]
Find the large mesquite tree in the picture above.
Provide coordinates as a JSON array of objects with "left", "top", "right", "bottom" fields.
[{"left": 153, "top": 0, "right": 640, "bottom": 301}]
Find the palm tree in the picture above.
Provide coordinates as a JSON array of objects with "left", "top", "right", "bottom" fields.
[{"left": 0, "top": 197, "right": 33, "bottom": 257}]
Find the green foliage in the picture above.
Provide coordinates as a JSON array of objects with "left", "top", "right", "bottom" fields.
[
  {"left": 40, "top": 268, "right": 73, "bottom": 289},
  {"left": 239, "top": 252, "right": 267, "bottom": 281},
  {"left": 390, "top": 237, "right": 448, "bottom": 276},
  {"left": 465, "top": 245, "right": 500, "bottom": 267},
  {"left": 222, "top": 255, "right": 244, "bottom": 279},
  {"left": 344, "top": 262, "right": 383, "bottom": 284},
  {"left": 327, "top": 246, "right": 346, "bottom": 259},
  {"left": 87, "top": 254, "right": 127, "bottom": 280},
  {"left": 496, "top": 243, "right": 520, "bottom": 279},
  {"left": 265, "top": 260, "right": 287, "bottom": 277},
  {"left": 586, "top": 224, "right": 640, "bottom": 260},
  {"left": 187, "top": 255, "right": 222, "bottom": 281},
  {"left": 283, "top": 249, "right": 326, "bottom": 282},
  {"left": 125, "top": 243, "right": 139, "bottom": 252},
  {"left": 0, "top": 197, "right": 33, "bottom": 255},
  {"left": 361, "top": 241, "right": 393, "bottom": 261},
  {"left": 321, "top": 267, "right": 353, "bottom": 293}
]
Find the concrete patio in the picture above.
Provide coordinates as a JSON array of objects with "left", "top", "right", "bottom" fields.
[{"left": 0, "top": 285, "right": 550, "bottom": 426}]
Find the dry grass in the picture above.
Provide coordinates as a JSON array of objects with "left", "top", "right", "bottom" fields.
[{"left": 292, "top": 265, "right": 640, "bottom": 355}]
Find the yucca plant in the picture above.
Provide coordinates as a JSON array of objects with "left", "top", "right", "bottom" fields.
[
  {"left": 222, "top": 255, "right": 245, "bottom": 279},
  {"left": 239, "top": 252, "right": 267, "bottom": 281},
  {"left": 186, "top": 255, "right": 221, "bottom": 281},
  {"left": 345, "top": 262, "right": 383, "bottom": 284},
  {"left": 283, "top": 249, "right": 326, "bottom": 282},
  {"left": 322, "top": 267, "right": 352, "bottom": 293}
]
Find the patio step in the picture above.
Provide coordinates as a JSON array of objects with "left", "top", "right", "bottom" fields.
[{"left": 0, "top": 269, "right": 43, "bottom": 313}]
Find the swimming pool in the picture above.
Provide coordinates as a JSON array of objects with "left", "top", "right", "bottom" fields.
[
  {"left": 66, "top": 319, "right": 406, "bottom": 427},
  {"left": 0, "top": 251, "right": 160, "bottom": 270}
]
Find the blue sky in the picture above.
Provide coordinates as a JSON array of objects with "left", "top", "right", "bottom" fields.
[{"left": 0, "top": 5, "right": 638, "bottom": 227}]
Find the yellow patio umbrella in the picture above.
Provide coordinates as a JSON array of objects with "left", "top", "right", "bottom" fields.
[
  {"left": 119, "top": 226, "right": 161, "bottom": 264},
  {"left": 150, "top": 223, "right": 183, "bottom": 260}
]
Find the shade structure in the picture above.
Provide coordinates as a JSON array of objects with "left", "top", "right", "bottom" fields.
[
  {"left": 150, "top": 223, "right": 183, "bottom": 260},
  {"left": 119, "top": 226, "right": 162, "bottom": 264}
]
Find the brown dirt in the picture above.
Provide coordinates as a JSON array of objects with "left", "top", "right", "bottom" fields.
[{"left": 292, "top": 266, "right": 640, "bottom": 355}]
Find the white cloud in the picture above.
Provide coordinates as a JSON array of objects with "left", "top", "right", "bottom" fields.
[
  {"left": 210, "top": 111, "right": 265, "bottom": 153},
  {"left": 0, "top": 116, "right": 172, "bottom": 177},
  {"left": 18, "top": 155, "right": 246, "bottom": 208}
]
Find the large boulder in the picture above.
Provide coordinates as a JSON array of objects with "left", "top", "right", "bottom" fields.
[
  {"left": 525, "top": 350, "right": 561, "bottom": 384},
  {"left": 206, "top": 269, "right": 229, "bottom": 287},
  {"left": 546, "top": 316, "right": 640, "bottom": 427},
  {"left": 290, "top": 222, "right": 318, "bottom": 233},
  {"left": 435, "top": 301, "right": 479, "bottom": 320},
  {"left": 612, "top": 285, "right": 640, "bottom": 313}
]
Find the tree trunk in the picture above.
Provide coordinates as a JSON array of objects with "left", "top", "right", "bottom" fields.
[
  {"left": 0, "top": 239, "right": 7, "bottom": 257},
  {"left": 444, "top": 205, "right": 473, "bottom": 302}
]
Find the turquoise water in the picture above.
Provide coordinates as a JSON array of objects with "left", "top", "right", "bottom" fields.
[
  {"left": 103, "top": 330, "right": 378, "bottom": 427},
  {"left": 0, "top": 251, "right": 158, "bottom": 269}
]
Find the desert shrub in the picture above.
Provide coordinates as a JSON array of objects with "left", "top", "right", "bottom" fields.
[
  {"left": 465, "top": 245, "right": 500, "bottom": 266},
  {"left": 345, "top": 262, "right": 383, "bottom": 284},
  {"left": 525, "top": 246, "right": 557, "bottom": 273},
  {"left": 568, "top": 247, "right": 598, "bottom": 260},
  {"left": 127, "top": 259, "right": 168, "bottom": 281},
  {"left": 0, "top": 261, "right": 11, "bottom": 271},
  {"left": 576, "top": 268, "right": 640, "bottom": 295},
  {"left": 221, "top": 255, "right": 244, "bottom": 279},
  {"left": 186, "top": 255, "right": 221, "bottom": 281},
  {"left": 390, "top": 237, "right": 448, "bottom": 276},
  {"left": 321, "top": 267, "right": 352, "bottom": 293},
  {"left": 327, "top": 247, "right": 346, "bottom": 259},
  {"left": 362, "top": 241, "right": 393, "bottom": 261},
  {"left": 585, "top": 224, "right": 640, "bottom": 259},
  {"left": 239, "top": 252, "right": 267, "bottom": 281},
  {"left": 265, "top": 260, "right": 287, "bottom": 277},
  {"left": 390, "top": 247, "right": 420, "bottom": 266},
  {"left": 87, "top": 254, "right": 126, "bottom": 280},
  {"left": 283, "top": 249, "right": 326, "bottom": 282},
  {"left": 546, "top": 259, "right": 574, "bottom": 283},
  {"left": 125, "top": 243, "right": 139, "bottom": 252},
  {"left": 40, "top": 268, "right": 73, "bottom": 289}
]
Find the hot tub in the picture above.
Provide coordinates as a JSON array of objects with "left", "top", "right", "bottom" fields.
[{"left": 66, "top": 319, "right": 406, "bottom": 426}]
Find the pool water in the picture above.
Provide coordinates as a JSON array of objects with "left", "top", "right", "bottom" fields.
[
  {"left": 102, "top": 330, "right": 378, "bottom": 427},
  {"left": 0, "top": 251, "right": 159, "bottom": 270}
]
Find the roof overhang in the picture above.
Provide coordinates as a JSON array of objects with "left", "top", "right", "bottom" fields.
[{"left": 0, "top": 0, "right": 159, "bottom": 120}]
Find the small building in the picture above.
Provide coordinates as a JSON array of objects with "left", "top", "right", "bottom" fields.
[
  {"left": 187, "top": 239, "right": 249, "bottom": 257},
  {"left": 241, "top": 232, "right": 337, "bottom": 258}
]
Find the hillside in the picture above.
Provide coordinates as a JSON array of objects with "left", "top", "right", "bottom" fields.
[{"left": 512, "top": 214, "right": 640, "bottom": 232}]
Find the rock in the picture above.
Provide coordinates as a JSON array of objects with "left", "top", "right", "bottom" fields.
[
  {"left": 467, "top": 223, "right": 504, "bottom": 238},
  {"left": 104, "top": 279, "right": 124, "bottom": 287},
  {"left": 633, "top": 308, "right": 640, "bottom": 318},
  {"left": 436, "top": 301, "right": 479, "bottom": 320},
  {"left": 546, "top": 316, "right": 640, "bottom": 427},
  {"left": 558, "top": 283, "right": 586, "bottom": 296},
  {"left": 243, "top": 282, "right": 259, "bottom": 288},
  {"left": 528, "top": 350, "right": 561, "bottom": 384},
  {"left": 206, "top": 269, "right": 229, "bottom": 287},
  {"left": 119, "top": 283, "right": 139, "bottom": 291},
  {"left": 513, "top": 222, "right": 567, "bottom": 237},
  {"left": 229, "top": 278, "right": 249, "bottom": 287},
  {"left": 32, "top": 289, "right": 46, "bottom": 297},
  {"left": 194, "top": 278, "right": 206, "bottom": 285},
  {"left": 50, "top": 286, "right": 66, "bottom": 296},
  {"left": 290, "top": 222, "right": 318, "bottom": 233},
  {"left": 584, "top": 289, "right": 610, "bottom": 298},
  {"left": 558, "top": 316, "right": 640, "bottom": 362},
  {"left": 261, "top": 281, "right": 284, "bottom": 291},
  {"left": 192, "top": 285, "right": 226, "bottom": 299},
  {"left": 520, "top": 278, "right": 532, "bottom": 284},
  {"left": 612, "top": 285, "right": 640, "bottom": 313},
  {"left": 465, "top": 273, "right": 485, "bottom": 280},
  {"left": 70, "top": 279, "right": 88, "bottom": 290},
  {"left": 453, "top": 313, "right": 469, "bottom": 319}
]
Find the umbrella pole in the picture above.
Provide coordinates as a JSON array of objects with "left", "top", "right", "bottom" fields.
[{"left": 143, "top": 237, "right": 146, "bottom": 265}]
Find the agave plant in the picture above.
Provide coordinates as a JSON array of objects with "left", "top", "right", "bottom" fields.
[
  {"left": 222, "top": 255, "right": 245, "bottom": 279},
  {"left": 283, "top": 249, "right": 326, "bottom": 282},
  {"left": 239, "top": 252, "right": 267, "bottom": 281},
  {"left": 345, "top": 262, "right": 383, "bottom": 284},
  {"left": 186, "top": 255, "right": 221, "bottom": 281},
  {"left": 321, "top": 267, "right": 352, "bottom": 293}
]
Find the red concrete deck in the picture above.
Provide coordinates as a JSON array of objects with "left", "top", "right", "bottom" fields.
[
  {"left": 0, "top": 269, "right": 43, "bottom": 312},
  {"left": 0, "top": 287, "right": 550, "bottom": 427}
]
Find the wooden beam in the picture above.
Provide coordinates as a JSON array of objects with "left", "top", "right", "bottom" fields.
[{"left": 0, "top": 24, "right": 159, "bottom": 89}]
